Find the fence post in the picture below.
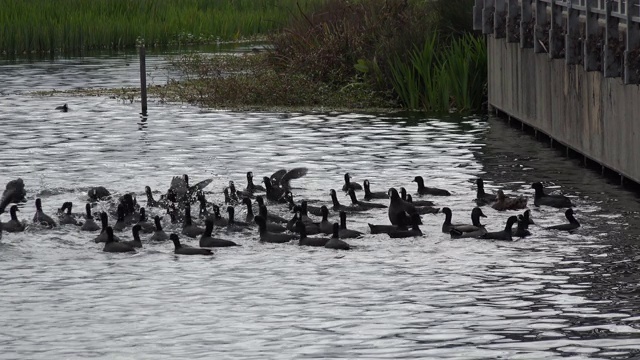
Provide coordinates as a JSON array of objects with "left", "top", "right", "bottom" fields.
[
  {"left": 139, "top": 45, "right": 148, "bottom": 116},
  {"left": 584, "top": 0, "right": 602, "bottom": 71},
  {"left": 521, "top": 0, "right": 534, "bottom": 48},
  {"left": 534, "top": 0, "right": 549, "bottom": 53},
  {"left": 624, "top": 0, "right": 640, "bottom": 83},
  {"left": 549, "top": 0, "right": 565, "bottom": 58},
  {"left": 507, "top": 0, "right": 521, "bottom": 43},
  {"left": 566, "top": 0, "right": 582, "bottom": 64},
  {"left": 495, "top": 0, "right": 507, "bottom": 38},
  {"left": 473, "top": 0, "right": 486, "bottom": 30},
  {"left": 604, "top": 0, "right": 622, "bottom": 77},
  {"left": 483, "top": 0, "right": 496, "bottom": 34}
]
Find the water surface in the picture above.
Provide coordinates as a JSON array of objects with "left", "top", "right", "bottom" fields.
[{"left": 0, "top": 55, "right": 640, "bottom": 359}]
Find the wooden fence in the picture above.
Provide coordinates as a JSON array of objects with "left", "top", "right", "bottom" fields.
[{"left": 473, "top": 0, "right": 640, "bottom": 83}]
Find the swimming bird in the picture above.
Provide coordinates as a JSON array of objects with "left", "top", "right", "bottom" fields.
[
  {"left": 254, "top": 215, "right": 297, "bottom": 243},
  {"left": 403, "top": 192, "right": 435, "bottom": 207},
  {"left": 33, "top": 198, "right": 56, "bottom": 227},
  {"left": 170, "top": 234, "right": 213, "bottom": 256},
  {"left": 242, "top": 197, "right": 256, "bottom": 223},
  {"left": 120, "top": 224, "right": 143, "bottom": 248},
  {"left": 229, "top": 181, "right": 252, "bottom": 200},
  {"left": 318, "top": 206, "right": 334, "bottom": 234},
  {"left": 520, "top": 209, "right": 535, "bottom": 227},
  {"left": 80, "top": 203, "right": 101, "bottom": 232},
  {"left": 441, "top": 207, "right": 486, "bottom": 233},
  {"left": 297, "top": 221, "right": 331, "bottom": 247},
  {"left": 481, "top": 216, "right": 519, "bottom": 241},
  {"left": 531, "top": 182, "right": 573, "bottom": 208},
  {"left": 87, "top": 186, "right": 111, "bottom": 201},
  {"left": 269, "top": 167, "right": 308, "bottom": 191},
  {"left": 363, "top": 180, "right": 387, "bottom": 200},
  {"left": 94, "top": 212, "right": 120, "bottom": 243},
  {"left": 197, "top": 191, "right": 210, "bottom": 219},
  {"left": 388, "top": 188, "right": 417, "bottom": 225},
  {"left": 150, "top": 215, "right": 169, "bottom": 241},
  {"left": 113, "top": 204, "right": 127, "bottom": 232},
  {"left": 325, "top": 223, "right": 350, "bottom": 250},
  {"left": 182, "top": 203, "right": 204, "bottom": 238},
  {"left": 388, "top": 213, "right": 423, "bottom": 238},
  {"left": 491, "top": 190, "right": 528, "bottom": 211},
  {"left": 257, "top": 205, "right": 287, "bottom": 233},
  {"left": 55, "top": 103, "right": 68, "bottom": 112},
  {"left": 300, "top": 199, "right": 323, "bottom": 217},
  {"left": 514, "top": 215, "right": 532, "bottom": 238},
  {"left": 136, "top": 207, "right": 155, "bottom": 233},
  {"left": 227, "top": 206, "right": 251, "bottom": 232},
  {"left": 0, "top": 178, "right": 26, "bottom": 214},
  {"left": 338, "top": 211, "right": 363, "bottom": 238},
  {"left": 347, "top": 188, "right": 387, "bottom": 210},
  {"left": 475, "top": 178, "right": 497, "bottom": 206},
  {"left": 4, "top": 205, "right": 25, "bottom": 232},
  {"left": 60, "top": 202, "right": 80, "bottom": 226},
  {"left": 412, "top": 176, "right": 451, "bottom": 196},
  {"left": 245, "top": 171, "right": 266, "bottom": 193},
  {"left": 103, "top": 227, "right": 136, "bottom": 253},
  {"left": 144, "top": 186, "right": 163, "bottom": 208},
  {"left": 546, "top": 209, "right": 580, "bottom": 231},
  {"left": 341, "top": 173, "right": 362, "bottom": 192},
  {"left": 211, "top": 205, "right": 229, "bottom": 227},
  {"left": 263, "top": 176, "right": 287, "bottom": 203},
  {"left": 200, "top": 218, "right": 239, "bottom": 247},
  {"left": 256, "top": 196, "right": 288, "bottom": 223},
  {"left": 407, "top": 195, "right": 440, "bottom": 215}
]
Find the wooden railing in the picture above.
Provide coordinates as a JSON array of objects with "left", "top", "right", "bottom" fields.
[{"left": 473, "top": 0, "right": 640, "bottom": 83}]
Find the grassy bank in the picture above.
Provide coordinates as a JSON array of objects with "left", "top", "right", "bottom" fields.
[
  {"left": 0, "top": 0, "right": 325, "bottom": 56},
  {"left": 161, "top": 0, "right": 485, "bottom": 113}
]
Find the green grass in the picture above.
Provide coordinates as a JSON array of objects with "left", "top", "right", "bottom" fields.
[{"left": 0, "top": 0, "right": 326, "bottom": 56}]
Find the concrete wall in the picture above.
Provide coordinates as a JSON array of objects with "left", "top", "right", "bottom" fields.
[{"left": 488, "top": 37, "right": 640, "bottom": 183}]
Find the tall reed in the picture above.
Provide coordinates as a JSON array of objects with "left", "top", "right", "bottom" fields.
[
  {"left": 0, "top": 0, "right": 326, "bottom": 56},
  {"left": 388, "top": 34, "right": 487, "bottom": 113}
]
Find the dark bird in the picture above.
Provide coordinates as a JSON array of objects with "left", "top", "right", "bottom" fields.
[
  {"left": 412, "top": 176, "right": 451, "bottom": 196},
  {"left": 245, "top": 171, "right": 266, "bottom": 193},
  {"left": 475, "top": 178, "right": 496, "bottom": 206},
  {"left": 120, "top": 224, "right": 143, "bottom": 248},
  {"left": 150, "top": 215, "right": 169, "bottom": 241},
  {"left": 297, "top": 221, "right": 331, "bottom": 247},
  {"left": 200, "top": 218, "right": 239, "bottom": 247},
  {"left": 87, "top": 186, "right": 111, "bottom": 201},
  {"left": 254, "top": 215, "right": 297, "bottom": 243},
  {"left": 4, "top": 205, "right": 25, "bottom": 232},
  {"left": 346, "top": 188, "right": 387, "bottom": 210},
  {"left": 103, "top": 227, "right": 136, "bottom": 253},
  {"left": 481, "top": 216, "right": 519, "bottom": 241},
  {"left": 55, "top": 103, "right": 69, "bottom": 112},
  {"left": 363, "top": 180, "right": 387, "bottom": 200},
  {"left": 341, "top": 173, "right": 362, "bottom": 192},
  {"left": 0, "top": 178, "right": 27, "bottom": 214},
  {"left": 33, "top": 198, "right": 56, "bottom": 227},
  {"left": 170, "top": 234, "right": 213, "bottom": 255},
  {"left": 325, "top": 223, "right": 350, "bottom": 250},
  {"left": 531, "top": 182, "right": 573, "bottom": 208},
  {"left": 441, "top": 207, "right": 486, "bottom": 233},
  {"left": 546, "top": 209, "right": 580, "bottom": 232}
]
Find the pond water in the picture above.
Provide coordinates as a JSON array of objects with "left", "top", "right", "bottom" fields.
[{"left": 1, "top": 54, "right": 640, "bottom": 359}]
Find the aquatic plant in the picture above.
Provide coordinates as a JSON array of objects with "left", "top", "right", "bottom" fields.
[{"left": 0, "top": 0, "right": 326, "bottom": 56}]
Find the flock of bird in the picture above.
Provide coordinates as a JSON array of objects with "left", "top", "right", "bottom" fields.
[{"left": 0, "top": 169, "right": 580, "bottom": 256}]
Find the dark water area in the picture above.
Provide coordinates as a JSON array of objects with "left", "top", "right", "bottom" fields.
[{"left": 0, "top": 54, "right": 640, "bottom": 359}]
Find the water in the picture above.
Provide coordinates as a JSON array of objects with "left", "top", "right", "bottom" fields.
[{"left": 1, "top": 54, "right": 640, "bottom": 359}]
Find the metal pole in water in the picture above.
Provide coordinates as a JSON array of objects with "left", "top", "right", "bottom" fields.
[{"left": 139, "top": 45, "right": 148, "bottom": 116}]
